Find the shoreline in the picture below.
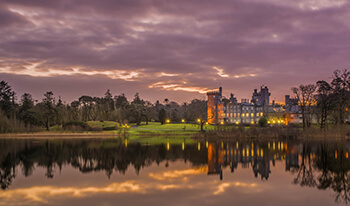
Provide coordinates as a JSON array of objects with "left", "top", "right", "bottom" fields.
[{"left": 0, "top": 132, "right": 119, "bottom": 139}]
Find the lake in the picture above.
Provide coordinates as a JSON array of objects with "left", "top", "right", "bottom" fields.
[{"left": 0, "top": 137, "right": 349, "bottom": 206}]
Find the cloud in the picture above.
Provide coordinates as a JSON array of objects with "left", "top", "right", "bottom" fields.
[{"left": 0, "top": 0, "right": 349, "bottom": 103}]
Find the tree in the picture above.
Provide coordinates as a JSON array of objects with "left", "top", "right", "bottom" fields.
[
  {"left": 330, "top": 69, "right": 350, "bottom": 125},
  {"left": 102, "top": 89, "right": 114, "bottom": 120},
  {"left": 292, "top": 84, "right": 316, "bottom": 129},
  {"left": 158, "top": 109, "right": 167, "bottom": 124},
  {"left": 114, "top": 93, "right": 129, "bottom": 125},
  {"left": 0, "top": 81, "right": 15, "bottom": 118},
  {"left": 315, "top": 81, "right": 333, "bottom": 129},
  {"left": 79, "top": 95, "right": 93, "bottom": 121},
  {"left": 42, "top": 91, "right": 56, "bottom": 131},
  {"left": 258, "top": 117, "right": 268, "bottom": 127},
  {"left": 19, "top": 93, "right": 36, "bottom": 127}
]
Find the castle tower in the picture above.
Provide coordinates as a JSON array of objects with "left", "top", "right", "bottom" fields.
[{"left": 207, "top": 87, "right": 223, "bottom": 124}]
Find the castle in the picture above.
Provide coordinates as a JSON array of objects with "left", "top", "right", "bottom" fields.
[{"left": 207, "top": 86, "right": 281, "bottom": 124}]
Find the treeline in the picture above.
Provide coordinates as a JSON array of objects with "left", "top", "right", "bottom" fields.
[
  {"left": 0, "top": 81, "right": 206, "bottom": 133},
  {"left": 291, "top": 69, "right": 350, "bottom": 129}
]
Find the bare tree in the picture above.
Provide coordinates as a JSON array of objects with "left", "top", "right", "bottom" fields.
[{"left": 292, "top": 84, "right": 316, "bottom": 129}]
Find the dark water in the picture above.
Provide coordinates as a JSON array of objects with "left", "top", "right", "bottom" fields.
[{"left": 0, "top": 138, "right": 350, "bottom": 206}]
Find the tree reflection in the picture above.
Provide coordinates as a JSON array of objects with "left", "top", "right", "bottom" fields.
[
  {"left": 293, "top": 144, "right": 316, "bottom": 187},
  {"left": 1, "top": 138, "right": 350, "bottom": 203}
]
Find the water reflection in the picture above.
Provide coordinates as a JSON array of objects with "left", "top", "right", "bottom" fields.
[{"left": 0, "top": 138, "right": 350, "bottom": 204}]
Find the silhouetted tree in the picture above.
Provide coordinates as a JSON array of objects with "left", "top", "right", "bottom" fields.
[{"left": 158, "top": 109, "right": 167, "bottom": 124}]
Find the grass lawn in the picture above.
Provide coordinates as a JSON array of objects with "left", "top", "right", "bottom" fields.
[
  {"left": 87, "top": 121, "right": 118, "bottom": 129},
  {"left": 134, "top": 122, "right": 216, "bottom": 130}
]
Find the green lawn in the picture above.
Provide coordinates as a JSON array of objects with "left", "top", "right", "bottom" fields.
[
  {"left": 135, "top": 122, "right": 216, "bottom": 130},
  {"left": 87, "top": 121, "right": 118, "bottom": 129},
  {"left": 48, "top": 121, "right": 219, "bottom": 137}
]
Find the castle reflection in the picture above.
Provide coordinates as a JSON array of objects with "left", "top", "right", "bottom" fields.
[
  {"left": 1, "top": 138, "right": 350, "bottom": 203},
  {"left": 206, "top": 140, "right": 298, "bottom": 181}
]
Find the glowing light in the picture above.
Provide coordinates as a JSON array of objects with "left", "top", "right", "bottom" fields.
[
  {"left": 236, "top": 121, "right": 239, "bottom": 125},
  {"left": 267, "top": 121, "right": 271, "bottom": 124},
  {"left": 124, "top": 139, "right": 128, "bottom": 147},
  {"left": 335, "top": 150, "right": 337, "bottom": 159},
  {"left": 220, "top": 121, "right": 224, "bottom": 125},
  {"left": 166, "top": 119, "right": 170, "bottom": 123},
  {"left": 206, "top": 141, "right": 208, "bottom": 148},
  {"left": 182, "top": 142, "right": 185, "bottom": 150},
  {"left": 251, "top": 121, "right": 254, "bottom": 124},
  {"left": 197, "top": 142, "right": 201, "bottom": 151},
  {"left": 181, "top": 119, "right": 185, "bottom": 123},
  {"left": 167, "top": 141, "right": 170, "bottom": 151},
  {"left": 197, "top": 119, "right": 201, "bottom": 123}
]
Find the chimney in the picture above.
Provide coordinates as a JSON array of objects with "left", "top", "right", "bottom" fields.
[{"left": 219, "top": 87, "right": 222, "bottom": 96}]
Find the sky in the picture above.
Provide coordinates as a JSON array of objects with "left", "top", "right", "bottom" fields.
[{"left": 0, "top": 0, "right": 349, "bottom": 104}]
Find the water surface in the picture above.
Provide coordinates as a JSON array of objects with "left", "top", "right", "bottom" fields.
[{"left": 0, "top": 138, "right": 349, "bottom": 206}]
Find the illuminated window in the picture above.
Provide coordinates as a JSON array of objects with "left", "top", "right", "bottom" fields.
[
  {"left": 251, "top": 113, "right": 254, "bottom": 117},
  {"left": 246, "top": 113, "right": 249, "bottom": 117},
  {"left": 257, "top": 113, "right": 259, "bottom": 117},
  {"left": 260, "top": 112, "right": 263, "bottom": 116},
  {"left": 242, "top": 113, "right": 245, "bottom": 117},
  {"left": 234, "top": 113, "right": 237, "bottom": 117}
]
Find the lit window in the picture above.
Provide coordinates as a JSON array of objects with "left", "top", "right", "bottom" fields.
[
  {"left": 251, "top": 113, "right": 254, "bottom": 117},
  {"left": 234, "top": 113, "right": 236, "bottom": 117},
  {"left": 242, "top": 113, "right": 245, "bottom": 117},
  {"left": 257, "top": 113, "right": 259, "bottom": 117},
  {"left": 246, "top": 113, "right": 249, "bottom": 117},
  {"left": 260, "top": 112, "right": 263, "bottom": 116}
]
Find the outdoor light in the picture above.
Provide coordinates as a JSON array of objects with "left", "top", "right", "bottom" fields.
[
  {"left": 166, "top": 119, "right": 170, "bottom": 123},
  {"left": 181, "top": 119, "right": 185, "bottom": 123},
  {"left": 197, "top": 118, "right": 201, "bottom": 123}
]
